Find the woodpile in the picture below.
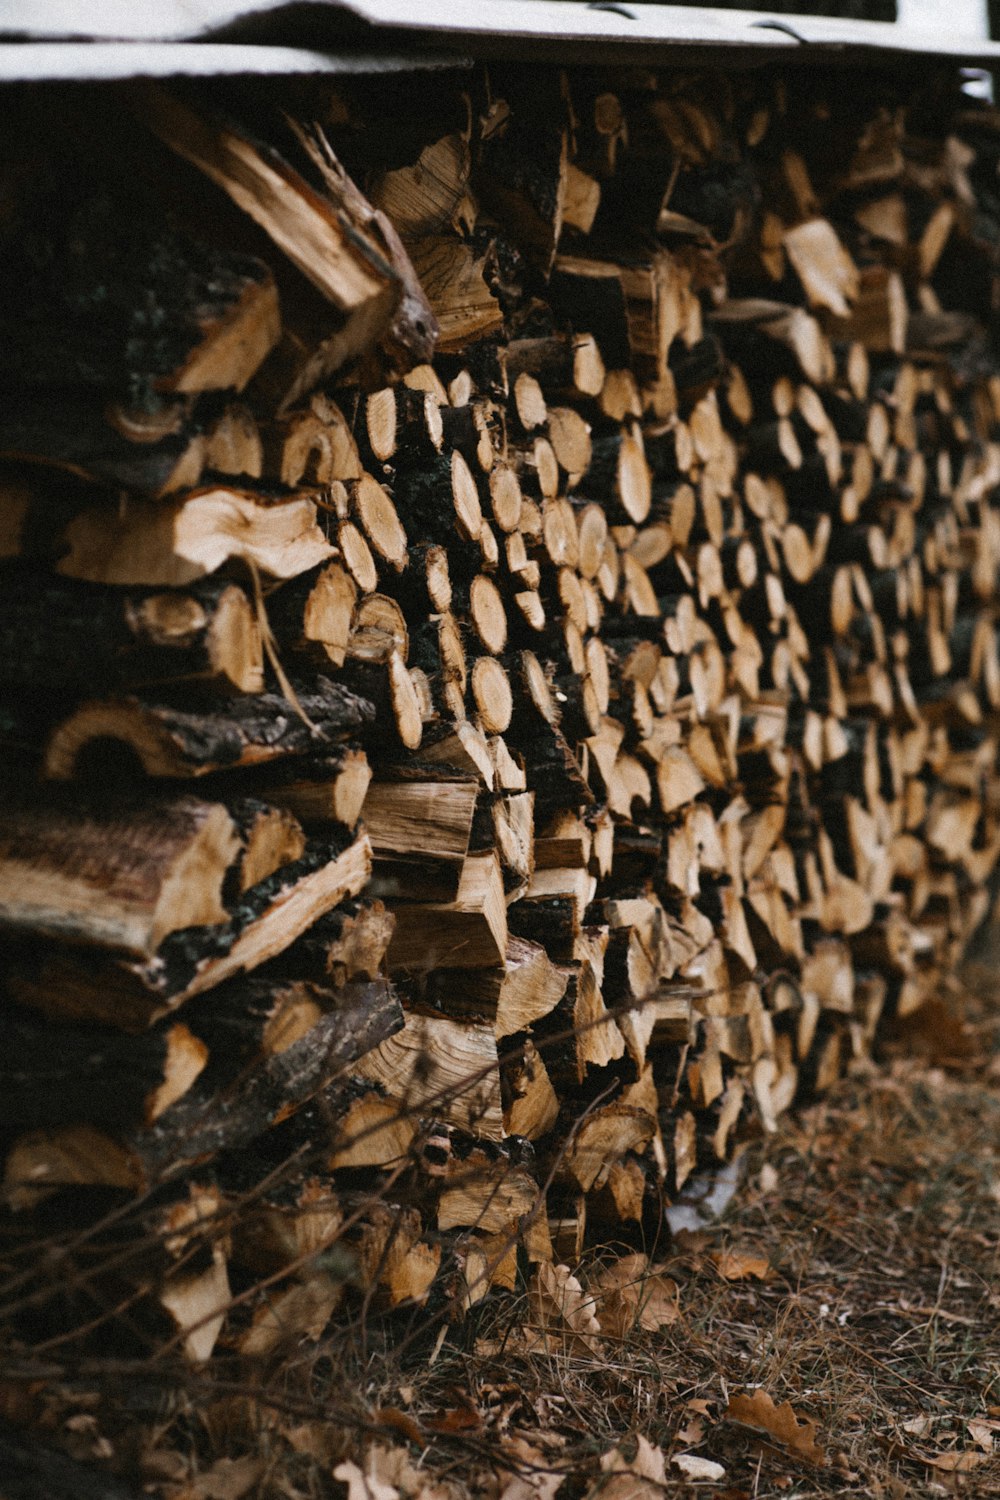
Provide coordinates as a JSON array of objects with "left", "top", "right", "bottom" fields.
[{"left": 3, "top": 56, "right": 1000, "bottom": 1364}]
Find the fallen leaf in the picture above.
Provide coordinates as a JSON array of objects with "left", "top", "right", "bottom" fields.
[
  {"left": 424, "top": 1405, "right": 481, "bottom": 1435},
  {"left": 925, "top": 1450, "right": 989, "bottom": 1473},
  {"left": 724, "top": 1390, "right": 826, "bottom": 1467},
  {"left": 967, "top": 1419, "right": 997, "bottom": 1452},
  {"left": 374, "top": 1407, "right": 426, "bottom": 1445},
  {"left": 902, "top": 1416, "right": 935, "bottom": 1438},
  {"left": 589, "top": 1253, "right": 679, "bottom": 1338},
  {"left": 672, "top": 1454, "right": 726, "bottom": 1481},
  {"left": 499, "top": 1438, "right": 564, "bottom": 1500},
  {"left": 529, "top": 1263, "right": 602, "bottom": 1354},
  {"left": 334, "top": 1459, "right": 401, "bottom": 1500},
  {"left": 710, "top": 1250, "right": 772, "bottom": 1282},
  {"left": 759, "top": 1163, "right": 779, "bottom": 1193},
  {"left": 188, "top": 1457, "right": 266, "bottom": 1500},
  {"left": 600, "top": 1434, "right": 667, "bottom": 1483},
  {"left": 587, "top": 1435, "right": 668, "bottom": 1498},
  {"left": 336, "top": 1446, "right": 458, "bottom": 1500}
]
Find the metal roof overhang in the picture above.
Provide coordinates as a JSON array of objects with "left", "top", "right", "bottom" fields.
[{"left": 1, "top": 1, "right": 999, "bottom": 81}]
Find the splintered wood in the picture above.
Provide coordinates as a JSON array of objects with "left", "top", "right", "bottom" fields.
[{"left": 2, "top": 58, "right": 1000, "bottom": 1363}]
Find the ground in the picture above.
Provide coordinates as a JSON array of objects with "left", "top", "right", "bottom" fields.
[
  {"left": 4, "top": 963, "right": 999, "bottom": 1500},
  {"left": 324, "top": 964, "right": 1000, "bottom": 1500}
]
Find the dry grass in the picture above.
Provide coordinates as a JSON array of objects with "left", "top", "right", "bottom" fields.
[
  {"left": 358, "top": 970, "right": 1000, "bottom": 1498},
  {"left": 3, "top": 967, "right": 1000, "bottom": 1499}
]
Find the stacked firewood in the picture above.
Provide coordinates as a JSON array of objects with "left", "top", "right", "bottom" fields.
[{"left": 2, "top": 57, "right": 1000, "bottom": 1360}]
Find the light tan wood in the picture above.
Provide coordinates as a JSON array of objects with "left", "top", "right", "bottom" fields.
[
  {"left": 349, "top": 473, "right": 408, "bottom": 570},
  {"left": 51, "top": 487, "right": 336, "bottom": 588},
  {"left": 363, "top": 778, "right": 477, "bottom": 866},
  {"left": 137, "top": 85, "right": 399, "bottom": 358},
  {"left": 783, "top": 217, "right": 859, "bottom": 317},
  {"left": 356, "top": 1011, "right": 504, "bottom": 1137},
  {"left": 6, "top": 64, "right": 1000, "bottom": 1339},
  {"left": 386, "top": 851, "right": 507, "bottom": 972},
  {"left": 472, "top": 655, "right": 514, "bottom": 733}
]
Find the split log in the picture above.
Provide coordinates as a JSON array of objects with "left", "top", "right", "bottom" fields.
[
  {"left": 0, "top": 480, "right": 337, "bottom": 588},
  {"left": 238, "top": 748, "right": 372, "bottom": 832},
  {"left": 0, "top": 793, "right": 240, "bottom": 957},
  {"left": 418, "top": 935, "right": 568, "bottom": 1037},
  {"left": 0, "top": 155, "right": 280, "bottom": 401},
  {"left": 284, "top": 898, "right": 396, "bottom": 984},
  {"left": 4, "top": 976, "right": 402, "bottom": 1194},
  {"left": 363, "top": 774, "right": 478, "bottom": 895},
  {"left": 226, "top": 796, "right": 307, "bottom": 893},
  {"left": 0, "top": 1006, "right": 208, "bottom": 1132},
  {"left": 355, "top": 1010, "right": 504, "bottom": 1138},
  {"left": 135, "top": 86, "right": 407, "bottom": 381},
  {"left": 386, "top": 851, "right": 508, "bottom": 973},
  {"left": 2, "top": 832, "right": 373, "bottom": 1028},
  {"left": 0, "top": 570, "right": 265, "bottom": 695}
]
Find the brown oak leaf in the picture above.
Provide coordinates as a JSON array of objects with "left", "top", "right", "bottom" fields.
[
  {"left": 529, "top": 1263, "right": 602, "bottom": 1354},
  {"left": 924, "top": 1450, "right": 989, "bottom": 1473},
  {"left": 589, "top": 1253, "right": 679, "bottom": 1339},
  {"left": 584, "top": 1435, "right": 669, "bottom": 1497},
  {"left": 184, "top": 1456, "right": 265, "bottom": 1500},
  {"left": 710, "top": 1249, "right": 772, "bottom": 1282},
  {"left": 724, "top": 1390, "right": 826, "bottom": 1467}
]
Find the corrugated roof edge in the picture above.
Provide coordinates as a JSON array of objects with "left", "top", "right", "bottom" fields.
[
  {"left": 340, "top": 1, "right": 1000, "bottom": 63},
  {"left": 1, "top": 1, "right": 999, "bottom": 78},
  {"left": 0, "top": 41, "right": 470, "bottom": 83}
]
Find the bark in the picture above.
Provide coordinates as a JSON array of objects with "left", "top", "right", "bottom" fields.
[{"left": 43, "top": 677, "right": 374, "bottom": 780}]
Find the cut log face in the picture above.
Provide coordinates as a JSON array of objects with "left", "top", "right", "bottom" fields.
[
  {"left": 0, "top": 139, "right": 281, "bottom": 402},
  {"left": 329, "top": 1087, "right": 415, "bottom": 1168},
  {"left": 0, "top": 572, "right": 265, "bottom": 694},
  {"left": 783, "top": 218, "right": 859, "bottom": 317},
  {"left": 406, "top": 235, "right": 504, "bottom": 350},
  {"left": 229, "top": 798, "right": 307, "bottom": 893},
  {"left": 349, "top": 473, "right": 409, "bottom": 570},
  {"left": 355, "top": 1012, "right": 504, "bottom": 1138},
  {"left": 363, "top": 776, "right": 477, "bottom": 880},
  {"left": 296, "top": 899, "right": 395, "bottom": 983},
  {"left": 387, "top": 851, "right": 508, "bottom": 973},
  {"left": 247, "top": 748, "right": 372, "bottom": 831},
  {"left": 52, "top": 486, "right": 337, "bottom": 588},
  {"left": 0, "top": 1007, "right": 208, "bottom": 1131}
]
